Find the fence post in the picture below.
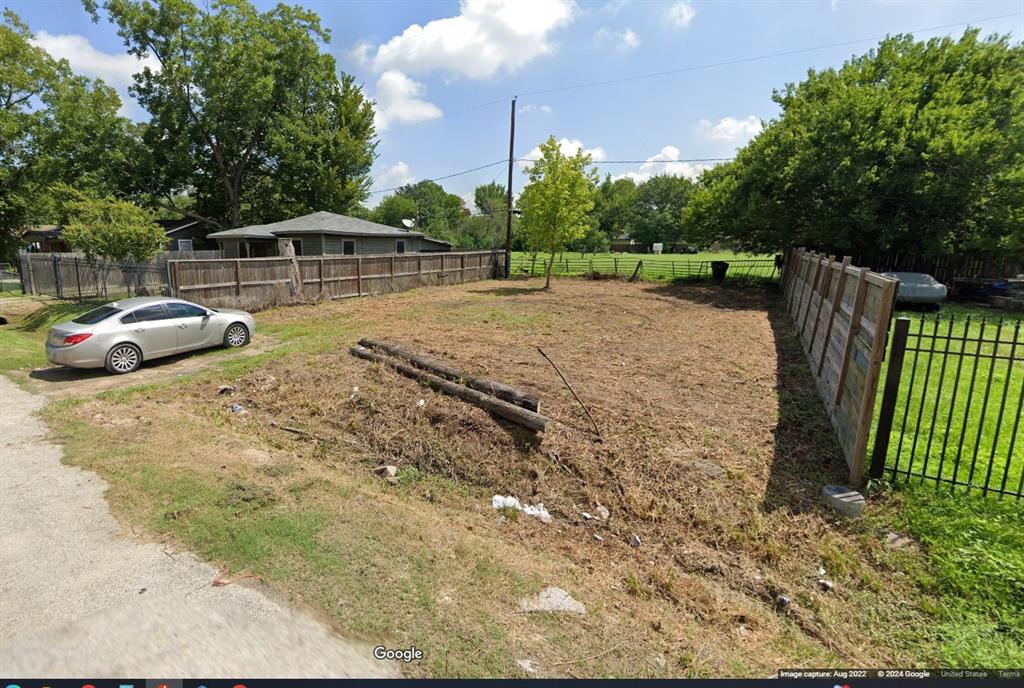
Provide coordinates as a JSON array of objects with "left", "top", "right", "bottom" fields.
[
  {"left": 357, "top": 256, "right": 363, "bottom": 296},
  {"left": 52, "top": 254, "right": 62, "bottom": 299},
  {"left": 234, "top": 259, "right": 242, "bottom": 296},
  {"left": 165, "top": 261, "right": 174, "bottom": 297},
  {"left": 74, "top": 257, "right": 82, "bottom": 300},
  {"left": 25, "top": 254, "right": 35, "bottom": 294},
  {"left": 418, "top": 254, "right": 423, "bottom": 284},
  {"left": 870, "top": 317, "right": 911, "bottom": 480},
  {"left": 319, "top": 258, "right": 325, "bottom": 296}
]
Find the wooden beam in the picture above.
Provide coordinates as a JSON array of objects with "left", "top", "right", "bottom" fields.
[
  {"left": 817, "top": 257, "right": 852, "bottom": 376},
  {"left": 349, "top": 345, "right": 550, "bottom": 432},
  {"left": 834, "top": 267, "right": 869, "bottom": 407},
  {"left": 359, "top": 338, "right": 541, "bottom": 412}
]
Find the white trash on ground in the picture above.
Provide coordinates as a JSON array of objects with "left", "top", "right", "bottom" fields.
[{"left": 491, "top": 495, "right": 552, "bottom": 523}]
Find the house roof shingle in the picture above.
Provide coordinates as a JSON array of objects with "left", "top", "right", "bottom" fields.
[{"left": 206, "top": 211, "right": 424, "bottom": 240}]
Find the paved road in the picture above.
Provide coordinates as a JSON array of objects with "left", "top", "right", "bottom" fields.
[{"left": 0, "top": 375, "right": 394, "bottom": 678}]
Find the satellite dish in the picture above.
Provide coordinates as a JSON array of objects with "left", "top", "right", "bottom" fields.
[{"left": 401, "top": 218, "right": 415, "bottom": 228}]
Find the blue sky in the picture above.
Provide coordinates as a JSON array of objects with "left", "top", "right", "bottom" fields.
[{"left": 9, "top": 0, "right": 1023, "bottom": 208}]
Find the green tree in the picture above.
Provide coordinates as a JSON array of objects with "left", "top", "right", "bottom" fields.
[
  {"left": 592, "top": 175, "right": 637, "bottom": 241},
  {"left": 446, "top": 181, "right": 507, "bottom": 249},
  {"left": 519, "top": 136, "right": 598, "bottom": 289},
  {"left": 393, "top": 180, "right": 465, "bottom": 241},
  {"left": 88, "top": 0, "right": 377, "bottom": 229},
  {"left": 1, "top": 10, "right": 138, "bottom": 261},
  {"left": 686, "top": 30, "right": 1024, "bottom": 258},
  {"left": 631, "top": 174, "right": 695, "bottom": 250},
  {"left": 61, "top": 190, "right": 167, "bottom": 295},
  {"left": 371, "top": 194, "right": 418, "bottom": 228}
]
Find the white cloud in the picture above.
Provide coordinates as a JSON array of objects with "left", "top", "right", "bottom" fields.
[
  {"left": 518, "top": 103, "right": 553, "bottom": 115},
  {"left": 697, "top": 115, "right": 763, "bottom": 143},
  {"left": 665, "top": 1, "right": 696, "bottom": 28},
  {"left": 376, "top": 161, "right": 415, "bottom": 189},
  {"left": 595, "top": 27, "right": 640, "bottom": 50},
  {"left": 372, "top": 70, "right": 443, "bottom": 131},
  {"left": 519, "top": 137, "right": 606, "bottom": 170},
  {"left": 31, "top": 31, "right": 157, "bottom": 88},
  {"left": 348, "top": 41, "right": 372, "bottom": 65},
  {"left": 610, "top": 145, "right": 716, "bottom": 183},
  {"left": 371, "top": 0, "right": 575, "bottom": 80}
]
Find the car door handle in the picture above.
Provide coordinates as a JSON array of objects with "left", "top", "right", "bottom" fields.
[
  {"left": 177, "top": 324, "right": 188, "bottom": 329},
  {"left": 134, "top": 328, "right": 146, "bottom": 333}
]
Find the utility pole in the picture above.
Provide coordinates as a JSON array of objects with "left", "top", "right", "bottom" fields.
[{"left": 504, "top": 96, "right": 516, "bottom": 278}]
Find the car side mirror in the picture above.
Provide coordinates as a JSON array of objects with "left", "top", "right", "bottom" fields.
[{"left": 205, "top": 310, "right": 215, "bottom": 317}]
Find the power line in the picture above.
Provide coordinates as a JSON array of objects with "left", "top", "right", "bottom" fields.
[
  {"left": 515, "top": 12, "right": 1022, "bottom": 99},
  {"left": 374, "top": 11, "right": 1021, "bottom": 138},
  {"left": 367, "top": 159, "right": 508, "bottom": 195}
]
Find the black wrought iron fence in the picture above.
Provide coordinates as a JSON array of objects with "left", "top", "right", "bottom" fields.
[
  {"left": 17, "top": 253, "right": 171, "bottom": 300},
  {"left": 870, "top": 314, "right": 1023, "bottom": 498}
]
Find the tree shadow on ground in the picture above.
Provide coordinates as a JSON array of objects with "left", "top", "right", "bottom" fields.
[{"left": 645, "top": 280, "right": 850, "bottom": 515}]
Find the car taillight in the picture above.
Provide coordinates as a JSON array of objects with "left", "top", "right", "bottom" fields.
[{"left": 63, "top": 333, "right": 93, "bottom": 346}]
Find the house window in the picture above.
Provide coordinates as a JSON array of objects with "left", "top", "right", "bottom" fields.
[
  {"left": 292, "top": 240, "right": 303, "bottom": 256},
  {"left": 396, "top": 240, "right": 406, "bottom": 254},
  {"left": 343, "top": 240, "right": 355, "bottom": 255},
  {"left": 177, "top": 239, "right": 193, "bottom": 251}
]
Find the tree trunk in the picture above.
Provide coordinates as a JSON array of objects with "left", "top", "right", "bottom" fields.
[{"left": 545, "top": 251, "right": 555, "bottom": 289}]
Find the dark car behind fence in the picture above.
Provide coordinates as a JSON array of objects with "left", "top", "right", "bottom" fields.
[{"left": 871, "top": 314, "right": 1024, "bottom": 499}]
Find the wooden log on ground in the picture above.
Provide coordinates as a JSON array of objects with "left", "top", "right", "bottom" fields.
[
  {"left": 349, "top": 345, "right": 550, "bottom": 433},
  {"left": 358, "top": 337, "right": 541, "bottom": 413}
]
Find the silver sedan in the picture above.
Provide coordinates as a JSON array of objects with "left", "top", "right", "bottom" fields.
[{"left": 46, "top": 297, "right": 256, "bottom": 374}]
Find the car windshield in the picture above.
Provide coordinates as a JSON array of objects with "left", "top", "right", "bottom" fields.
[{"left": 71, "top": 305, "right": 123, "bottom": 325}]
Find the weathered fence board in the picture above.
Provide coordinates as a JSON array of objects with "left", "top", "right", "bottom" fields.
[
  {"left": 781, "top": 248, "right": 899, "bottom": 484},
  {"left": 169, "top": 250, "right": 504, "bottom": 310}
]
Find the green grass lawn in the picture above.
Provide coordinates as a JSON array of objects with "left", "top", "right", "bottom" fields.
[
  {"left": 510, "top": 251, "right": 777, "bottom": 281},
  {"left": 0, "top": 298, "right": 99, "bottom": 373},
  {"left": 867, "top": 484, "right": 1024, "bottom": 666},
  {"left": 871, "top": 303, "right": 1023, "bottom": 496}
]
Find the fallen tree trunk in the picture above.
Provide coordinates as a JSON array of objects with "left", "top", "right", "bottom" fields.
[
  {"left": 349, "top": 345, "right": 550, "bottom": 433},
  {"left": 358, "top": 337, "right": 541, "bottom": 413}
]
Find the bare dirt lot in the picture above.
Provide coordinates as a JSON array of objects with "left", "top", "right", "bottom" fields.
[{"left": 47, "top": 278, "right": 948, "bottom": 676}]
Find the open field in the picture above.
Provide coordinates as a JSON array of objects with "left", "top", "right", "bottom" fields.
[
  {"left": 510, "top": 251, "right": 777, "bottom": 281},
  {"left": 870, "top": 303, "right": 1024, "bottom": 495},
  {"left": 19, "top": 278, "right": 1021, "bottom": 676}
]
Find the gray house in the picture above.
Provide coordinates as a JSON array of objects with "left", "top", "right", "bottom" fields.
[{"left": 206, "top": 211, "right": 452, "bottom": 258}]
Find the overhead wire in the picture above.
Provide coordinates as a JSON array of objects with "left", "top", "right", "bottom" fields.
[{"left": 368, "top": 10, "right": 1022, "bottom": 194}]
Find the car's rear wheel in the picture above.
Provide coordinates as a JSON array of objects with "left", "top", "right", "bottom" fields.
[
  {"left": 224, "top": 323, "right": 249, "bottom": 348},
  {"left": 105, "top": 343, "right": 142, "bottom": 374}
]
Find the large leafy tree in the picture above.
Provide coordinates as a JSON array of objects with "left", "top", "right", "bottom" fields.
[
  {"left": 370, "top": 194, "right": 418, "bottom": 228},
  {"left": 88, "top": 0, "right": 377, "bottom": 229},
  {"left": 630, "top": 174, "right": 695, "bottom": 249},
  {"left": 686, "top": 30, "right": 1024, "bottom": 258},
  {"left": 393, "top": 180, "right": 465, "bottom": 240},
  {"left": 519, "top": 136, "right": 597, "bottom": 289},
  {"left": 1, "top": 10, "right": 138, "bottom": 261},
  {"left": 592, "top": 175, "right": 637, "bottom": 241}
]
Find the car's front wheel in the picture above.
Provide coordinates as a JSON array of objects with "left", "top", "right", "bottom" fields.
[
  {"left": 105, "top": 343, "right": 142, "bottom": 375},
  {"left": 223, "top": 323, "right": 250, "bottom": 348}
]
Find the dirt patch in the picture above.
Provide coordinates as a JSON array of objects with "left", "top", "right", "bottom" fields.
[
  {"left": 54, "top": 279, "right": 940, "bottom": 675},
  {"left": 14, "top": 334, "right": 277, "bottom": 399}
]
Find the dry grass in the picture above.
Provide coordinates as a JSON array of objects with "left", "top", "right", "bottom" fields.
[{"left": 49, "top": 278, "right": 949, "bottom": 676}]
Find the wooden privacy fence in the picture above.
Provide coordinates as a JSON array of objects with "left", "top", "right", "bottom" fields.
[
  {"left": 781, "top": 248, "right": 899, "bottom": 484},
  {"left": 169, "top": 250, "right": 505, "bottom": 310}
]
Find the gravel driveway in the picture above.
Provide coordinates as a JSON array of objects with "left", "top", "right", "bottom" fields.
[{"left": 0, "top": 375, "right": 394, "bottom": 678}]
